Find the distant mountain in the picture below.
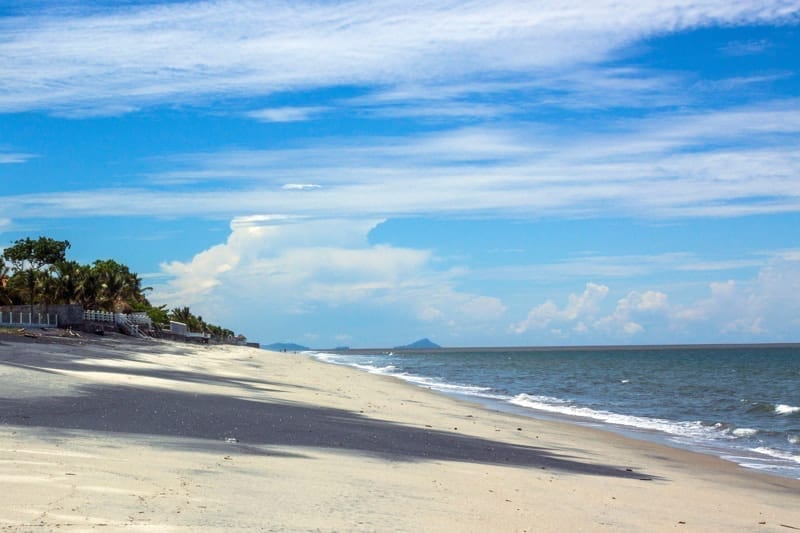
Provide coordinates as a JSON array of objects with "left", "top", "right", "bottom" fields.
[
  {"left": 395, "top": 338, "right": 441, "bottom": 349},
  {"left": 263, "top": 342, "right": 310, "bottom": 352}
]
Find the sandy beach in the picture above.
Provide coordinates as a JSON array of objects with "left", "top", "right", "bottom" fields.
[{"left": 1, "top": 332, "right": 798, "bottom": 531}]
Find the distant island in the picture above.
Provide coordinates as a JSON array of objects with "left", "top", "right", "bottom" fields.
[
  {"left": 263, "top": 339, "right": 441, "bottom": 351},
  {"left": 394, "top": 338, "right": 441, "bottom": 349},
  {"left": 263, "top": 342, "right": 310, "bottom": 352}
]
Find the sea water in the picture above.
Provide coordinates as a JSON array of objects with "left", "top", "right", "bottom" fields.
[{"left": 307, "top": 345, "right": 800, "bottom": 479}]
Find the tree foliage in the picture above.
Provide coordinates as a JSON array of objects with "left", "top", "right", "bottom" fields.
[
  {"left": 2, "top": 237, "right": 70, "bottom": 308},
  {"left": 168, "top": 306, "right": 236, "bottom": 339},
  {"left": 1, "top": 236, "right": 239, "bottom": 340}
]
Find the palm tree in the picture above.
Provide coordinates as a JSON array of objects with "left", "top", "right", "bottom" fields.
[
  {"left": 51, "top": 260, "right": 83, "bottom": 304},
  {"left": 76, "top": 268, "right": 101, "bottom": 309},
  {"left": 34, "top": 270, "right": 56, "bottom": 310},
  {"left": 169, "top": 306, "right": 205, "bottom": 332},
  {"left": 0, "top": 262, "right": 13, "bottom": 305},
  {"left": 90, "top": 259, "right": 152, "bottom": 312}
]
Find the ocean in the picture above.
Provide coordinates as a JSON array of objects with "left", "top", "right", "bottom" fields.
[{"left": 307, "top": 345, "right": 800, "bottom": 479}]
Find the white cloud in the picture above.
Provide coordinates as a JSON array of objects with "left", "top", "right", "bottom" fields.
[
  {"left": 593, "top": 290, "right": 670, "bottom": 336},
  {"left": 675, "top": 255, "right": 800, "bottom": 338},
  {"left": 511, "top": 283, "right": 609, "bottom": 334},
  {"left": 0, "top": 151, "right": 35, "bottom": 164},
  {"left": 5, "top": 101, "right": 800, "bottom": 222},
  {"left": 282, "top": 183, "right": 321, "bottom": 191},
  {"left": 720, "top": 39, "right": 773, "bottom": 56},
  {"left": 632, "top": 290, "right": 669, "bottom": 311},
  {"left": 149, "top": 215, "right": 800, "bottom": 344},
  {"left": 510, "top": 252, "right": 800, "bottom": 342},
  {"left": 693, "top": 73, "right": 791, "bottom": 93},
  {"left": 151, "top": 215, "right": 506, "bottom": 343},
  {"left": 474, "top": 253, "right": 719, "bottom": 283},
  {"left": 0, "top": 1, "right": 796, "bottom": 114},
  {"left": 246, "top": 106, "right": 327, "bottom": 123}
]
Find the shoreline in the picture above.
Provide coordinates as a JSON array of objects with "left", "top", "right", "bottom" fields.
[
  {"left": 1, "top": 333, "right": 799, "bottom": 531},
  {"left": 312, "top": 346, "right": 800, "bottom": 481}
]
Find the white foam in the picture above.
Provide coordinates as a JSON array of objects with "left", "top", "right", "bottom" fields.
[
  {"left": 775, "top": 404, "right": 800, "bottom": 415},
  {"left": 308, "top": 351, "right": 341, "bottom": 364},
  {"left": 307, "top": 351, "right": 505, "bottom": 400},
  {"left": 350, "top": 362, "right": 396, "bottom": 374},
  {"left": 788, "top": 435, "right": 800, "bottom": 445},
  {"left": 396, "top": 373, "right": 505, "bottom": 399},
  {"left": 749, "top": 447, "right": 800, "bottom": 464},
  {"left": 731, "top": 428, "right": 759, "bottom": 437},
  {"left": 508, "top": 394, "right": 710, "bottom": 439}
]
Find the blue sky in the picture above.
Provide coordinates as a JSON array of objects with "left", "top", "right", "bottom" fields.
[{"left": 1, "top": 1, "right": 799, "bottom": 347}]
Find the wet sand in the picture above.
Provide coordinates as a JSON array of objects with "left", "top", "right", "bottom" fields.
[{"left": 1, "top": 332, "right": 798, "bottom": 531}]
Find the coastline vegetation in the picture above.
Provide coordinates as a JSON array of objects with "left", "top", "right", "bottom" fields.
[{"left": 1, "top": 236, "right": 238, "bottom": 339}]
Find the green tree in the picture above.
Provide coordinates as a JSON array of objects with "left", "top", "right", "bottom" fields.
[
  {"left": 169, "top": 306, "right": 205, "bottom": 332},
  {"left": 51, "top": 260, "right": 84, "bottom": 305},
  {"left": 2, "top": 237, "right": 70, "bottom": 311},
  {"left": 75, "top": 267, "right": 101, "bottom": 308},
  {"left": 3, "top": 235, "right": 240, "bottom": 340},
  {"left": 143, "top": 304, "right": 170, "bottom": 326},
  {"left": 0, "top": 261, "right": 14, "bottom": 305},
  {"left": 91, "top": 259, "right": 151, "bottom": 312},
  {"left": 35, "top": 270, "right": 57, "bottom": 310}
]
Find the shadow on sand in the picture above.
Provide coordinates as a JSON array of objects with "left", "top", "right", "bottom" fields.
[{"left": 0, "top": 336, "right": 657, "bottom": 480}]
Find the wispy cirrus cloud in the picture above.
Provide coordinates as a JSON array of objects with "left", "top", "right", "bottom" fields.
[
  {"left": 472, "top": 252, "right": 766, "bottom": 284},
  {"left": 0, "top": 150, "right": 35, "bottom": 164},
  {"left": 246, "top": 106, "right": 328, "bottom": 123},
  {"left": 0, "top": 1, "right": 797, "bottom": 115},
  {"left": 692, "top": 73, "right": 792, "bottom": 93},
  {"left": 720, "top": 38, "right": 774, "bottom": 56},
  {"left": 3, "top": 100, "right": 800, "bottom": 221}
]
